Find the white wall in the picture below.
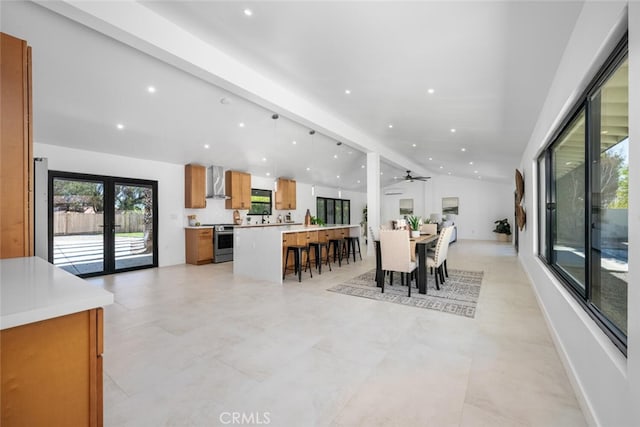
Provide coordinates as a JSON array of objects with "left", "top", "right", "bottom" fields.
[
  {"left": 517, "top": 2, "right": 636, "bottom": 426},
  {"left": 38, "top": 143, "right": 368, "bottom": 266},
  {"left": 35, "top": 143, "right": 186, "bottom": 267},
  {"left": 381, "top": 175, "right": 513, "bottom": 240}
]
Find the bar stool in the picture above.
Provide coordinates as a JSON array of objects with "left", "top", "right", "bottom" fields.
[
  {"left": 344, "top": 236, "right": 362, "bottom": 262},
  {"left": 328, "top": 237, "right": 346, "bottom": 267},
  {"left": 308, "top": 241, "right": 332, "bottom": 274},
  {"left": 283, "top": 244, "right": 313, "bottom": 282}
]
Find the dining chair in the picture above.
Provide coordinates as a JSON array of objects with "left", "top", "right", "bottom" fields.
[
  {"left": 426, "top": 226, "right": 454, "bottom": 290},
  {"left": 379, "top": 230, "right": 417, "bottom": 297},
  {"left": 420, "top": 223, "right": 437, "bottom": 235}
]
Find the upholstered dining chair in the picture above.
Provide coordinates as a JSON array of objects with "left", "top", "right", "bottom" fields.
[
  {"left": 427, "top": 226, "right": 454, "bottom": 290},
  {"left": 420, "top": 223, "right": 438, "bottom": 235},
  {"left": 379, "top": 230, "right": 417, "bottom": 297}
]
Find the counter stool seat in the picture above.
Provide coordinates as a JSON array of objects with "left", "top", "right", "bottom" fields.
[
  {"left": 283, "top": 245, "right": 313, "bottom": 282},
  {"left": 308, "top": 241, "right": 332, "bottom": 274},
  {"left": 344, "top": 236, "right": 362, "bottom": 262}
]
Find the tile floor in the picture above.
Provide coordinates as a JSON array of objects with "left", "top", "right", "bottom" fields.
[{"left": 88, "top": 240, "right": 587, "bottom": 427}]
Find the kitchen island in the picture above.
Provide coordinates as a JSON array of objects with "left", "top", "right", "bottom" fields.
[
  {"left": 1, "top": 256, "right": 114, "bottom": 426},
  {"left": 234, "top": 224, "right": 361, "bottom": 284}
]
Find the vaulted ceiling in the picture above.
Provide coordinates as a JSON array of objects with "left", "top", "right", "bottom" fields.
[{"left": 1, "top": 1, "right": 585, "bottom": 190}]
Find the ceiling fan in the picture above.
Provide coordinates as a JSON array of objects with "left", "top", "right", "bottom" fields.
[{"left": 402, "top": 170, "right": 431, "bottom": 182}]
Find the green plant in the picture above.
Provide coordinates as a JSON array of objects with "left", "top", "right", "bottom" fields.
[
  {"left": 493, "top": 218, "right": 512, "bottom": 235},
  {"left": 310, "top": 216, "right": 325, "bottom": 226},
  {"left": 407, "top": 215, "right": 421, "bottom": 231}
]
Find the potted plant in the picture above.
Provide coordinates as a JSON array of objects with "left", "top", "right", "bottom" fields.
[
  {"left": 493, "top": 218, "right": 512, "bottom": 242},
  {"left": 407, "top": 215, "right": 421, "bottom": 238}
]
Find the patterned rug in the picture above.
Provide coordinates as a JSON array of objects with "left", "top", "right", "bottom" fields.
[{"left": 327, "top": 268, "right": 483, "bottom": 318}]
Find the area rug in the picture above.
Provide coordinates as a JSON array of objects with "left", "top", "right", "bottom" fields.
[{"left": 327, "top": 269, "right": 483, "bottom": 318}]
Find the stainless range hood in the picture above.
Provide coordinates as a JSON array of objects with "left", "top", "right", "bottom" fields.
[{"left": 206, "top": 165, "right": 228, "bottom": 199}]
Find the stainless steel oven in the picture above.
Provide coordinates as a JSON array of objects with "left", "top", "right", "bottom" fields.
[{"left": 213, "top": 224, "right": 234, "bottom": 263}]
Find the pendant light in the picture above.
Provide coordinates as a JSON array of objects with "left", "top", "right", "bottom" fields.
[
  {"left": 272, "top": 113, "right": 279, "bottom": 192},
  {"left": 309, "top": 130, "right": 316, "bottom": 196}
]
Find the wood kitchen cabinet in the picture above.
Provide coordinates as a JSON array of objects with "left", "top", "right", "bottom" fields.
[
  {"left": 1, "top": 33, "right": 33, "bottom": 259},
  {"left": 275, "top": 178, "right": 296, "bottom": 210},
  {"left": 1, "top": 308, "right": 104, "bottom": 427},
  {"left": 225, "top": 170, "right": 251, "bottom": 209},
  {"left": 185, "top": 164, "right": 206, "bottom": 209},
  {"left": 185, "top": 228, "right": 213, "bottom": 265}
]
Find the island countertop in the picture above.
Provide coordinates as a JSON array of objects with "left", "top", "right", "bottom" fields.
[
  {"left": 0, "top": 257, "right": 114, "bottom": 330},
  {"left": 233, "top": 224, "right": 361, "bottom": 284}
]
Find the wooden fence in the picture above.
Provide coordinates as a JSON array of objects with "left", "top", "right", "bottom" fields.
[{"left": 53, "top": 212, "right": 146, "bottom": 235}]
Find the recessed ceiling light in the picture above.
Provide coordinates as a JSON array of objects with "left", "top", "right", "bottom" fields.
[
  {"left": 238, "top": 122, "right": 245, "bottom": 128},
  {"left": 204, "top": 144, "right": 210, "bottom": 149},
  {"left": 439, "top": 166, "right": 444, "bottom": 169},
  {"left": 357, "top": 180, "right": 361, "bottom": 184},
  {"left": 461, "top": 148, "right": 466, "bottom": 152},
  {"left": 427, "top": 88, "right": 435, "bottom": 94},
  {"left": 474, "top": 170, "right": 478, "bottom": 174},
  {"left": 428, "top": 157, "right": 433, "bottom": 161},
  {"left": 292, "top": 140, "right": 297, "bottom": 145},
  {"left": 262, "top": 157, "right": 267, "bottom": 162},
  {"left": 116, "top": 123, "right": 124, "bottom": 130},
  {"left": 266, "top": 172, "right": 270, "bottom": 176},
  {"left": 388, "top": 124, "right": 393, "bottom": 129},
  {"left": 469, "top": 161, "right": 474, "bottom": 165},
  {"left": 336, "top": 175, "right": 340, "bottom": 179},
  {"left": 219, "top": 97, "right": 231, "bottom": 105},
  {"left": 450, "top": 128, "right": 456, "bottom": 133},
  {"left": 412, "top": 144, "right": 417, "bottom": 147},
  {"left": 147, "top": 86, "right": 156, "bottom": 93},
  {"left": 448, "top": 172, "right": 452, "bottom": 175},
  {"left": 361, "top": 165, "right": 365, "bottom": 169},
  {"left": 345, "top": 89, "right": 351, "bottom": 95},
  {"left": 333, "top": 154, "right": 338, "bottom": 159},
  {"left": 478, "top": 176, "right": 482, "bottom": 179},
  {"left": 380, "top": 172, "right": 384, "bottom": 175},
  {"left": 393, "top": 176, "right": 398, "bottom": 180},
  {"left": 306, "top": 167, "right": 311, "bottom": 171},
  {"left": 243, "top": 8, "right": 253, "bottom": 16}
]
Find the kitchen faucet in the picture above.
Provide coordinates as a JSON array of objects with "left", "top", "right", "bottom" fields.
[{"left": 261, "top": 210, "right": 269, "bottom": 224}]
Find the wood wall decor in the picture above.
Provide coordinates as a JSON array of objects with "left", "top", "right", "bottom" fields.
[{"left": 515, "top": 169, "right": 526, "bottom": 231}]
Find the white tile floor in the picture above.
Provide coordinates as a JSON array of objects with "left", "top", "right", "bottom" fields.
[{"left": 88, "top": 240, "right": 586, "bottom": 427}]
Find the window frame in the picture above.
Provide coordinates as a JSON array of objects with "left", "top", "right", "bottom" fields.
[
  {"left": 316, "top": 197, "right": 351, "bottom": 225},
  {"left": 537, "top": 34, "right": 628, "bottom": 354},
  {"left": 247, "top": 188, "right": 272, "bottom": 215}
]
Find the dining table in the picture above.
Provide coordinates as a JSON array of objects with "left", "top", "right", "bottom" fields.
[{"left": 375, "top": 233, "right": 439, "bottom": 294}]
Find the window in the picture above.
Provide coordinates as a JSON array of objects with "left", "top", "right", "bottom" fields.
[
  {"left": 537, "top": 36, "right": 628, "bottom": 352},
  {"left": 248, "top": 189, "right": 272, "bottom": 215},
  {"left": 316, "top": 197, "right": 350, "bottom": 225}
]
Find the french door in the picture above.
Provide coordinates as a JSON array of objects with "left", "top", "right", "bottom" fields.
[{"left": 49, "top": 171, "right": 158, "bottom": 277}]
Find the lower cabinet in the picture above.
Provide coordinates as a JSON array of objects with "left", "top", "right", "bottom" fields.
[
  {"left": 185, "top": 228, "right": 213, "bottom": 265},
  {"left": 1, "top": 308, "right": 104, "bottom": 427}
]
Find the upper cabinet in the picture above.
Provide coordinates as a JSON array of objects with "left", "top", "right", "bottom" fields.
[
  {"left": 185, "top": 164, "right": 206, "bottom": 209},
  {"left": 225, "top": 170, "right": 251, "bottom": 209},
  {"left": 275, "top": 178, "right": 296, "bottom": 210},
  {"left": 1, "top": 33, "right": 33, "bottom": 259}
]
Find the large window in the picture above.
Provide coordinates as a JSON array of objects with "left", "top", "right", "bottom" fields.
[
  {"left": 316, "top": 197, "right": 350, "bottom": 225},
  {"left": 537, "top": 36, "right": 628, "bottom": 352},
  {"left": 248, "top": 189, "right": 272, "bottom": 215}
]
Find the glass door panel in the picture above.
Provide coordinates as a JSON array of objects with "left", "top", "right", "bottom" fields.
[
  {"left": 52, "top": 177, "right": 105, "bottom": 275},
  {"left": 552, "top": 110, "right": 587, "bottom": 295},
  {"left": 114, "top": 182, "right": 155, "bottom": 270}
]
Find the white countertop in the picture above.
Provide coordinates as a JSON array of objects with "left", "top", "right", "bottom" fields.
[
  {"left": 280, "top": 224, "right": 361, "bottom": 233},
  {"left": 184, "top": 226, "right": 214, "bottom": 229},
  {"left": 236, "top": 222, "right": 302, "bottom": 228},
  {"left": 0, "top": 257, "right": 114, "bottom": 330}
]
